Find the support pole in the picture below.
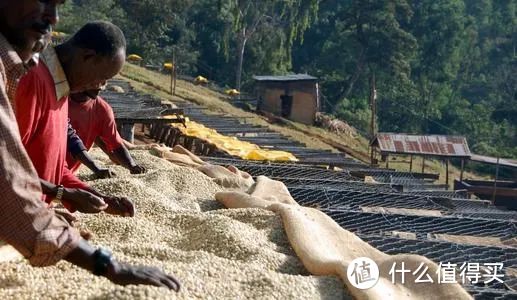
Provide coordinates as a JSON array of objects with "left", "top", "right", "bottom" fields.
[
  {"left": 409, "top": 155, "right": 413, "bottom": 172},
  {"left": 169, "top": 66, "right": 173, "bottom": 95},
  {"left": 460, "top": 159, "right": 465, "bottom": 181},
  {"left": 421, "top": 156, "right": 426, "bottom": 173},
  {"left": 173, "top": 49, "right": 177, "bottom": 96},
  {"left": 369, "top": 73, "right": 377, "bottom": 140},
  {"left": 386, "top": 154, "right": 389, "bottom": 169},
  {"left": 120, "top": 123, "right": 135, "bottom": 143},
  {"left": 170, "top": 48, "right": 175, "bottom": 95},
  {"left": 445, "top": 159, "right": 449, "bottom": 190},
  {"left": 492, "top": 157, "right": 500, "bottom": 204}
]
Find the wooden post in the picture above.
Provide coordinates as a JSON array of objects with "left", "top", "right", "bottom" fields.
[
  {"left": 120, "top": 123, "right": 135, "bottom": 143},
  {"left": 369, "top": 73, "right": 377, "bottom": 140},
  {"left": 173, "top": 49, "right": 177, "bottom": 96},
  {"left": 169, "top": 67, "right": 173, "bottom": 94},
  {"left": 421, "top": 156, "right": 426, "bottom": 173},
  {"left": 445, "top": 159, "right": 449, "bottom": 190},
  {"left": 492, "top": 157, "right": 500, "bottom": 204},
  {"left": 170, "top": 48, "right": 175, "bottom": 95},
  {"left": 409, "top": 155, "right": 413, "bottom": 172},
  {"left": 386, "top": 154, "right": 389, "bottom": 169},
  {"left": 460, "top": 159, "right": 465, "bottom": 181}
]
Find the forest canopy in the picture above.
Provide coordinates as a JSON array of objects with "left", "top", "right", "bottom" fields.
[{"left": 57, "top": 0, "right": 516, "bottom": 159}]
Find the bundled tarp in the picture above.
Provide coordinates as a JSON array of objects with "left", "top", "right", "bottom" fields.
[{"left": 171, "top": 120, "right": 298, "bottom": 162}]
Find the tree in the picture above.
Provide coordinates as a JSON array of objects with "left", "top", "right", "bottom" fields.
[
  {"left": 334, "top": 0, "right": 417, "bottom": 104},
  {"left": 294, "top": 0, "right": 418, "bottom": 133},
  {"left": 56, "top": 0, "right": 517, "bottom": 160},
  {"left": 218, "top": 0, "right": 319, "bottom": 91},
  {"left": 113, "top": 0, "right": 192, "bottom": 63},
  {"left": 56, "top": 0, "right": 126, "bottom": 34},
  {"left": 409, "top": 0, "right": 466, "bottom": 132}
]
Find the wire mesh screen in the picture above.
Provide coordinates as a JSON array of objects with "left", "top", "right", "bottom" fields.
[
  {"left": 449, "top": 211, "right": 517, "bottom": 221},
  {"left": 281, "top": 178, "right": 398, "bottom": 192},
  {"left": 468, "top": 288, "right": 517, "bottom": 300},
  {"left": 290, "top": 187, "right": 446, "bottom": 210},
  {"left": 404, "top": 190, "right": 466, "bottom": 198},
  {"left": 289, "top": 187, "right": 516, "bottom": 218},
  {"left": 322, "top": 209, "right": 517, "bottom": 239},
  {"left": 360, "top": 234, "right": 517, "bottom": 290},
  {"left": 350, "top": 168, "right": 441, "bottom": 188},
  {"left": 234, "top": 165, "right": 356, "bottom": 181},
  {"left": 202, "top": 156, "right": 318, "bottom": 168}
]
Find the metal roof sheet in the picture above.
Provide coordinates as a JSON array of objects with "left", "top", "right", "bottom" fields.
[
  {"left": 253, "top": 74, "right": 317, "bottom": 82},
  {"left": 372, "top": 133, "right": 471, "bottom": 157},
  {"left": 470, "top": 154, "right": 517, "bottom": 169}
]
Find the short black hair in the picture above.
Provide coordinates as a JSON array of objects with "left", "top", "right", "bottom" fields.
[{"left": 69, "top": 21, "right": 126, "bottom": 57}]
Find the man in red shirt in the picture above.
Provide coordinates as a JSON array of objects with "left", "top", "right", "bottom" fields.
[
  {"left": 15, "top": 22, "right": 134, "bottom": 216},
  {"left": 67, "top": 88, "right": 146, "bottom": 176}
]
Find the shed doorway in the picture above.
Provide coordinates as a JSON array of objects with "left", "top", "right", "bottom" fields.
[{"left": 280, "top": 94, "right": 293, "bottom": 118}]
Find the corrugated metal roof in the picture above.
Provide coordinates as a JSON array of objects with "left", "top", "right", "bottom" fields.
[
  {"left": 470, "top": 154, "right": 517, "bottom": 169},
  {"left": 253, "top": 74, "right": 317, "bottom": 82},
  {"left": 372, "top": 133, "right": 471, "bottom": 157}
]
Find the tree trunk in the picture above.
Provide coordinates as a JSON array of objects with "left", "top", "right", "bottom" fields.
[
  {"left": 369, "top": 72, "right": 377, "bottom": 139},
  {"left": 423, "top": 81, "right": 435, "bottom": 133},
  {"left": 334, "top": 49, "right": 366, "bottom": 110},
  {"left": 418, "top": 78, "right": 428, "bottom": 133},
  {"left": 235, "top": 29, "right": 247, "bottom": 91}
]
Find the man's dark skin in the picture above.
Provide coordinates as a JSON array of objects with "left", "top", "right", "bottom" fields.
[
  {"left": 70, "top": 88, "right": 146, "bottom": 179},
  {"left": 30, "top": 24, "right": 138, "bottom": 217},
  {"left": 0, "top": 0, "right": 179, "bottom": 291}
]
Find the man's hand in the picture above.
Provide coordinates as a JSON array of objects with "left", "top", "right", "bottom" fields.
[
  {"left": 129, "top": 165, "right": 146, "bottom": 174},
  {"left": 106, "top": 260, "right": 180, "bottom": 291},
  {"left": 103, "top": 196, "right": 135, "bottom": 217},
  {"left": 63, "top": 188, "right": 108, "bottom": 213},
  {"left": 54, "top": 208, "right": 77, "bottom": 224},
  {"left": 52, "top": 208, "right": 94, "bottom": 240},
  {"left": 94, "top": 167, "right": 116, "bottom": 179},
  {"left": 65, "top": 241, "right": 179, "bottom": 292}
]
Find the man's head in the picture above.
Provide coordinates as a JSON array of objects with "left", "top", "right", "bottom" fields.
[
  {"left": 58, "top": 21, "right": 126, "bottom": 93},
  {"left": 0, "top": 0, "right": 63, "bottom": 62}
]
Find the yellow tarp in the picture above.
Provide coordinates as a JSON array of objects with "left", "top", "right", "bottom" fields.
[
  {"left": 171, "top": 121, "right": 297, "bottom": 162},
  {"left": 244, "top": 149, "right": 297, "bottom": 161},
  {"left": 163, "top": 62, "right": 173, "bottom": 70},
  {"left": 194, "top": 76, "right": 208, "bottom": 84},
  {"left": 127, "top": 54, "right": 143, "bottom": 61},
  {"left": 51, "top": 31, "right": 66, "bottom": 38},
  {"left": 225, "top": 89, "right": 240, "bottom": 96}
]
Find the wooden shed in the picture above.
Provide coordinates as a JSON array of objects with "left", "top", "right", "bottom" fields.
[
  {"left": 370, "top": 133, "right": 472, "bottom": 188},
  {"left": 253, "top": 74, "right": 320, "bottom": 125}
]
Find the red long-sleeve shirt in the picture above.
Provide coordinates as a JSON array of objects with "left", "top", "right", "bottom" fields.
[
  {"left": 15, "top": 60, "right": 89, "bottom": 204},
  {"left": 67, "top": 96, "right": 124, "bottom": 173}
]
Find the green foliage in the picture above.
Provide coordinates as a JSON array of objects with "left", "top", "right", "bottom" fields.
[
  {"left": 335, "top": 98, "right": 371, "bottom": 134},
  {"left": 57, "top": 0, "right": 516, "bottom": 159},
  {"left": 57, "top": 0, "right": 126, "bottom": 35},
  {"left": 215, "top": 0, "right": 319, "bottom": 89},
  {"left": 293, "top": 0, "right": 515, "bottom": 159}
]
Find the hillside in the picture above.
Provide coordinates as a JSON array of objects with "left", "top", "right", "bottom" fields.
[
  {"left": 58, "top": 0, "right": 517, "bottom": 163},
  {"left": 119, "top": 63, "right": 485, "bottom": 185}
]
